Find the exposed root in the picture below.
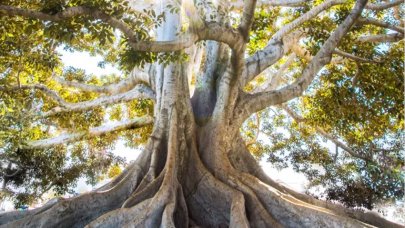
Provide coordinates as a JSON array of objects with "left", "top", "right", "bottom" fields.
[
  {"left": 237, "top": 171, "right": 373, "bottom": 227},
  {"left": 228, "top": 134, "right": 404, "bottom": 227},
  {"left": 254, "top": 168, "right": 404, "bottom": 228},
  {"left": 230, "top": 136, "right": 404, "bottom": 227},
  {"left": 219, "top": 171, "right": 282, "bottom": 227},
  {"left": 0, "top": 148, "right": 150, "bottom": 228},
  {"left": 121, "top": 171, "right": 164, "bottom": 208},
  {"left": 182, "top": 131, "right": 244, "bottom": 227},
  {"left": 0, "top": 197, "right": 61, "bottom": 225},
  {"left": 87, "top": 108, "right": 188, "bottom": 228},
  {"left": 136, "top": 128, "right": 166, "bottom": 190},
  {"left": 229, "top": 192, "right": 249, "bottom": 228}
]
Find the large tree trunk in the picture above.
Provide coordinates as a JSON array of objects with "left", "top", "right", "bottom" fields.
[{"left": 0, "top": 1, "right": 402, "bottom": 227}]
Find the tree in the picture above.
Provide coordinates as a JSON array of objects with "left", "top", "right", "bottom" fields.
[{"left": 0, "top": 0, "right": 403, "bottom": 227}]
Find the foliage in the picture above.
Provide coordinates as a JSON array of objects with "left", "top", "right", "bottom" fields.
[
  {"left": 0, "top": 0, "right": 158, "bottom": 207},
  {"left": 241, "top": 1, "right": 404, "bottom": 209}
]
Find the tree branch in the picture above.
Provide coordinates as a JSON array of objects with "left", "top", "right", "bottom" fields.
[
  {"left": 333, "top": 49, "right": 382, "bottom": 63},
  {"left": 43, "top": 84, "right": 155, "bottom": 117},
  {"left": 21, "top": 116, "right": 153, "bottom": 149},
  {"left": 128, "top": 33, "right": 199, "bottom": 52},
  {"left": 231, "top": 0, "right": 306, "bottom": 8},
  {"left": 289, "top": 42, "right": 348, "bottom": 65},
  {"left": 239, "top": 0, "right": 258, "bottom": 41},
  {"left": 365, "top": 0, "right": 403, "bottom": 10},
  {"left": 280, "top": 104, "right": 371, "bottom": 161},
  {"left": 200, "top": 22, "right": 245, "bottom": 51},
  {"left": 357, "top": 17, "right": 404, "bottom": 34},
  {"left": 54, "top": 69, "right": 152, "bottom": 95},
  {"left": 235, "top": 0, "right": 368, "bottom": 123},
  {"left": 263, "top": 0, "right": 306, "bottom": 7},
  {"left": 358, "top": 33, "right": 404, "bottom": 43},
  {"left": 272, "top": 0, "right": 346, "bottom": 41},
  {"left": 241, "top": 0, "right": 345, "bottom": 86}
]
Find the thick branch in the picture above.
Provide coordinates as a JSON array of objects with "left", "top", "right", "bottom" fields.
[
  {"left": 236, "top": 0, "right": 368, "bottom": 122},
  {"left": 54, "top": 69, "right": 151, "bottom": 95},
  {"left": 241, "top": 0, "right": 345, "bottom": 85},
  {"left": 128, "top": 33, "right": 198, "bottom": 52},
  {"left": 263, "top": 0, "right": 306, "bottom": 7},
  {"left": 22, "top": 116, "right": 153, "bottom": 149},
  {"left": 200, "top": 22, "right": 245, "bottom": 51},
  {"left": 239, "top": 0, "right": 258, "bottom": 41},
  {"left": 365, "top": 0, "right": 403, "bottom": 10},
  {"left": 242, "top": 41, "right": 284, "bottom": 86},
  {"left": 43, "top": 84, "right": 155, "bottom": 117},
  {"left": 271, "top": 0, "right": 345, "bottom": 41},
  {"left": 358, "top": 33, "right": 404, "bottom": 42},
  {"left": 231, "top": 0, "right": 306, "bottom": 8}
]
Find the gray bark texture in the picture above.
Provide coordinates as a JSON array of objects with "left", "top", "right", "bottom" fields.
[{"left": 0, "top": 0, "right": 403, "bottom": 227}]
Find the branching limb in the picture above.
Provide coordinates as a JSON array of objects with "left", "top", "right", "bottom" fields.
[
  {"left": 365, "top": 0, "right": 403, "bottom": 10},
  {"left": 271, "top": 0, "right": 345, "bottom": 41},
  {"left": 239, "top": 0, "right": 258, "bottom": 41},
  {"left": 54, "top": 69, "right": 152, "bottom": 95},
  {"left": 22, "top": 116, "right": 153, "bottom": 149},
  {"left": 200, "top": 22, "right": 245, "bottom": 50},
  {"left": 287, "top": 35, "right": 346, "bottom": 65},
  {"left": 263, "top": 0, "right": 306, "bottom": 7},
  {"left": 43, "top": 84, "right": 155, "bottom": 117},
  {"left": 358, "top": 33, "right": 404, "bottom": 42},
  {"left": 231, "top": 0, "right": 306, "bottom": 8},
  {"left": 333, "top": 49, "right": 382, "bottom": 63},
  {"left": 241, "top": 0, "right": 345, "bottom": 86},
  {"left": 129, "top": 33, "right": 199, "bottom": 52},
  {"left": 234, "top": 0, "right": 368, "bottom": 124},
  {"left": 241, "top": 40, "right": 284, "bottom": 86}
]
